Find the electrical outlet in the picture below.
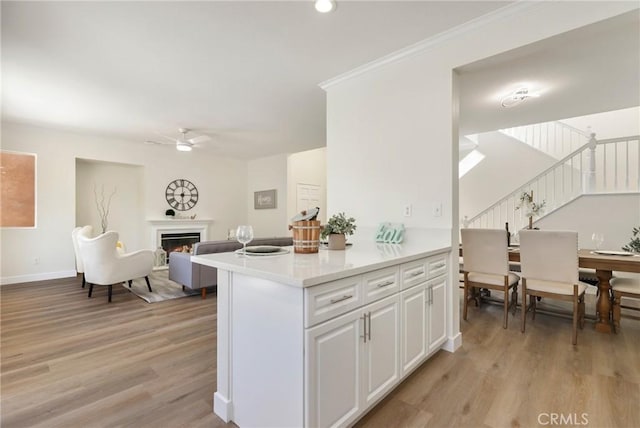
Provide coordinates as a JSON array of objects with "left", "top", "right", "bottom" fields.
[
  {"left": 403, "top": 204, "right": 412, "bottom": 217},
  {"left": 33, "top": 257, "right": 40, "bottom": 265},
  {"left": 432, "top": 203, "right": 442, "bottom": 217}
]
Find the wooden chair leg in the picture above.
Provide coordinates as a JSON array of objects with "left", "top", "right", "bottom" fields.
[
  {"left": 511, "top": 285, "right": 518, "bottom": 316},
  {"left": 612, "top": 291, "right": 621, "bottom": 333},
  {"left": 108, "top": 285, "right": 113, "bottom": 303},
  {"left": 463, "top": 279, "right": 469, "bottom": 321},
  {"left": 502, "top": 284, "right": 508, "bottom": 329},
  {"left": 145, "top": 276, "right": 153, "bottom": 293},
  {"left": 521, "top": 281, "right": 527, "bottom": 333},
  {"left": 572, "top": 290, "right": 578, "bottom": 345},
  {"left": 531, "top": 295, "right": 537, "bottom": 320},
  {"left": 579, "top": 294, "right": 585, "bottom": 330},
  {"left": 88, "top": 283, "right": 93, "bottom": 298},
  {"left": 201, "top": 288, "right": 206, "bottom": 299}
]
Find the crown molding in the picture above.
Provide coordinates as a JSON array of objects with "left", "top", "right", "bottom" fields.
[{"left": 318, "top": 1, "right": 540, "bottom": 90}]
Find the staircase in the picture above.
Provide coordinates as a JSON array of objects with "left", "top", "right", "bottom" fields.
[
  {"left": 465, "top": 130, "right": 640, "bottom": 232},
  {"left": 500, "top": 120, "right": 591, "bottom": 161}
]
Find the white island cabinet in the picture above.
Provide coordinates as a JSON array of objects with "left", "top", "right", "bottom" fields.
[{"left": 192, "top": 236, "right": 452, "bottom": 428}]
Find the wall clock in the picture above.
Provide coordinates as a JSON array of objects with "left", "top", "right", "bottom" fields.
[{"left": 165, "top": 179, "right": 198, "bottom": 211}]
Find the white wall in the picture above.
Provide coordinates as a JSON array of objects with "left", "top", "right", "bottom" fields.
[
  {"left": 247, "top": 154, "right": 289, "bottom": 237},
  {"left": 535, "top": 193, "right": 640, "bottom": 250},
  {"left": 560, "top": 106, "right": 640, "bottom": 140},
  {"left": 287, "top": 148, "right": 327, "bottom": 224},
  {"left": 1, "top": 122, "right": 247, "bottom": 284},
  {"left": 325, "top": 2, "right": 637, "bottom": 230},
  {"left": 76, "top": 159, "right": 144, "bottom": 250},
  {"left": 459, "top": 131, "right": 557, "bottom": 220}
]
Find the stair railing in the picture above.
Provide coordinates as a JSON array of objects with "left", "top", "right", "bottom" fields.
[
  {"left": 464, "top": 135, "right": 640, "bottom": 232},
  {"left": 500, "top": 121, "right": 591, "bottom": 160}
]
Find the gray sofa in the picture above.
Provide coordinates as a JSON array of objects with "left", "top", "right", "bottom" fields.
[{"left": 168, "top": 237, "right": 293, "bottom": 298}]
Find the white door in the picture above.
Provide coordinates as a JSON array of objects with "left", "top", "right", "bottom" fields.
[
  {"left": 361, "top": 295, "right": 401, "bottom": 409},
  {"left": 297, "top": 183, "right": 321, "bottom": 213},
  {"left": 428, "top": 277, "right": 447, "bottom": 353},
  {"left": 305, "top": 310, "right": 363, "bottom": 428},
  {"left": 400, "top": 284, "right": 427, "bottom": 376}
]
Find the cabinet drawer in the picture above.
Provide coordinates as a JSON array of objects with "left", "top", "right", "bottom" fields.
[
  {"left": 363, "top": 266, "right": 400, "bottom": 304},
  {"left": 401, "top": 259, "right": 428, "bottom": 289},
  {"left": 426, "top": 255, "right": 447, "bottom": 279},
  {"left": 305, "top": 276, "right": 363, "bottom": 328}
]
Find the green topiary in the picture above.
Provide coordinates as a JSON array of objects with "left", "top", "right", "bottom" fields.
[
  {"left": 622, "top": 226, "right": 640, "bottom": 253},
  {"left": 321, "top": 212, "right": 356, "bottom": 239}
]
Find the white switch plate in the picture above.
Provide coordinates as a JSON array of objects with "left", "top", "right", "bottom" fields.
[{"left": 403, "top": 204, "right": 412, "bottom": 217}]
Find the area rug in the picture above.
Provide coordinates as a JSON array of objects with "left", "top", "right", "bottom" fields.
[{"left": 121, "top": 270, "right": 200, "bottom": 303}]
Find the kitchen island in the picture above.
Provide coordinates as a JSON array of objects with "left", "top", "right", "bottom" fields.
[{"left": 192, "top": 231, "right": 456, "bottom": 427}]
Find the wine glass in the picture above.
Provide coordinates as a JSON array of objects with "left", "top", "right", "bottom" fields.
[
  {"left": 591, "top": 232, "right": 604, "bottom": 250},
  {"left": 236, "top": 225, "right": 254, "bottom": 256}
]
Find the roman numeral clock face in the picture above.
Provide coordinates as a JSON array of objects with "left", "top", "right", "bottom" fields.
[{"left": 165, "top": 179, "right": 198, "bottom": 211}]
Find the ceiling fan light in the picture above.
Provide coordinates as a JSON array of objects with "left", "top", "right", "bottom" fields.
[
  {"left": 315, "top": 0, "right": 335, "bottom": 13},
  {"left": 176, "top": 142, "right": 192, "bottom": 152}
]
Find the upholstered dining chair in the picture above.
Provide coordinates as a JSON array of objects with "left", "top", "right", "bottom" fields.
[
  {"left": 461, "top": 228, "right": 520, "bottom": 328},
  {"left": 519, "top": 230, "right": 587, "bottom": 345},
  {"left": 71, "top": 225, "right": 93, "bottom": 288},
  {"left": 78, "top": 231, "right": 154, "bottom": 302},
  {"left": 611, "top": 274, "right": 640, "bottom": 333}
]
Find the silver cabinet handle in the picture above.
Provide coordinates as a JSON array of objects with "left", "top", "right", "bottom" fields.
[
  {"left": 433, "top": 263, "right": 445, "bottom": 269},
  {"left": 330, "top": 295, "right": 352, "bottom": 304},
  {"left": 367, "top": 312, "right": 372, "bottom": 341},
  {"left": 410, "top": 270, "right": 424, "bottom": 277},
  {"left": 377, "top": 280, "right": 394, "bottom": 288},
  {"left": 361, "top": 314, "right": 367, "bottom": 343}
]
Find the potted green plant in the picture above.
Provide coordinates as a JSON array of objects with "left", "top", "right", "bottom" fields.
[
  {"left": 321, "top": 212, "right": 356, "bottom": 250},
  {"left": 516, "top": 190, "right": 546, "bottom": 229},
  {"left": 622, "top": 226, "right": 640, "bottom": 253}
]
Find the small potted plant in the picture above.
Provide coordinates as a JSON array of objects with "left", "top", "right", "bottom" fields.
[
  {"left": 165, "top": 209, "right": 176, "bottom": 218},
  {"left": 321, "top": 212, "right": 356, "bottom": 250},
  {"left": 622, "top": 226, "right": 640, "bottom": 253},
  {"left": 516, "top": 191, "right": 546, "bottom": 229}
]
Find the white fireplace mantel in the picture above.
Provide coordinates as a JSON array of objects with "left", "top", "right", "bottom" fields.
[{"left": 147, "top": 219, "right": 213, "bottom": 249}]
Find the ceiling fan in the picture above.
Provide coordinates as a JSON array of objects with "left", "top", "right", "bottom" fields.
[{"left": 146, "top": 128, "right": 212, "bottom": 152}]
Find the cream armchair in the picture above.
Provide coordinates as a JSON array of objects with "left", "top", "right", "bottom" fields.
[
  {"left": 71, "top": 225, "right": 93, "bottom": 288},
  {"left": 78, "top": 231, "right": 154, "bottom": 302}
]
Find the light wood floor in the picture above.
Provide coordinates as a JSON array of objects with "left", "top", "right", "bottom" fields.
[{"left": 2, "top": 277, "right": 639, "bottom": 427}]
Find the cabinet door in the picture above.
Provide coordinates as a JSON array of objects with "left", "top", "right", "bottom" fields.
[
  {"left": 428, "top": 277, "right": 447, "bottom": 353},
  {"left": 305, "top": 310, "right": 363, "bottom": 428},
  {"left": 400, "top": 284, "right": 427, "bottom": 376},
  {"left": 362, "top": 295, "right": 401, "bottom": 409}
]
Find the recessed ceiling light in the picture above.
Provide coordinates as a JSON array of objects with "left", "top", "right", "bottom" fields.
[
  {"left": 315, "top": 0, "right": 336, "bottom": 13},
  {"left": 500, "top": 87, "right": 540, "bottom": 108}
]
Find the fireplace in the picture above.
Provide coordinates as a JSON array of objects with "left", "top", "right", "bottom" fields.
[
  {"left": 147, "top": 219, "right": 212, "bottom": 268},
  {"left": 161, "top": 232, "right": 200, "bottom": 258}
]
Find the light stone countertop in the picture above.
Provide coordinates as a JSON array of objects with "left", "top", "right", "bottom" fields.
[{"left": 191, "top": 228, "right": 452, "bottom": 288}]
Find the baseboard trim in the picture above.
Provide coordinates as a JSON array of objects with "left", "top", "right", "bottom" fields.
[
  {"left": 214, "top": 392, "right": 232, "bottom": 423},
  {"left": 442, "top": 332, "right": 462, "bottom": 353},
  {"left": 1, "top": 270, "right": 77, "bottom": 286}
]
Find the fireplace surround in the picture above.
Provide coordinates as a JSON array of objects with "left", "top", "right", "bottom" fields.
[{"left": 147, "top": 219, "right": 213, "bottom": 265}]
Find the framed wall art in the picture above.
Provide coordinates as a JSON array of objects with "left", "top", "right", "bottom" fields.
[
  {"left": 254, "top": 189, "right": 277, "bottom": 209},
  {"left": 1, "top": 150, "right": 37, "bottom": 228}
]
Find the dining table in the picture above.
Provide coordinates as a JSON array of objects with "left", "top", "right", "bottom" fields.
[{"left": 506, "top": 247, "right": 640, "bottom": 333}]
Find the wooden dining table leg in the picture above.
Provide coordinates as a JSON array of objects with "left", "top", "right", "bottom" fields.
[{"left": 595, "top": 269, "right": 613, "bottom": 333}]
